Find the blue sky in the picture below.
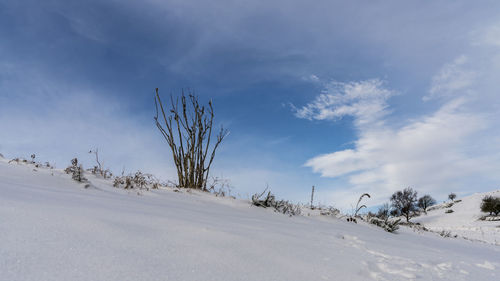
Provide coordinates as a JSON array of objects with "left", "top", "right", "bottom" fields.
[{"left": 1, "top": 0, "right": 500, "bottom": 210}]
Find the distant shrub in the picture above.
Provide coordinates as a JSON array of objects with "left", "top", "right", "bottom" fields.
[
  {"left": 480, "top": 196, "right": 500, "bottom": 216},
  {"left": 319, "top": 206, "right": 340, "bottom": 217},
  {"left": 251, "top": 187, "right": 301, "bottom": 216},
  {"left": 8, "top": 156, "right": 54, "bottom": 169},
  {"left": 376, "top": 203, "right": 390, "bottom": 220},
  {"left": 448, "top": 193, "right": 457, "bottom": 201},
  {"left": 445, "top": 209, "right": 454, "bottom": 214},
  {"left": 369, "top": 217, "right": 401, "bottom": 233},
  {"left": 65, "top": 158, "right": 87, "bottom": 183},
  {"left": 113, "top": 171, "right": 160, "bottom": 190},
  {"left": 207, "top": 176, "right": 233, "bottom": 198},
  {"left": 438, "top": 230, "right": 457, "bottom": 238},
  {"left": 87, "top": 148, "right": 112, "bottom": 179}
]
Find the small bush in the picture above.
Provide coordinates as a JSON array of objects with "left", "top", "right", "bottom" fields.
[
  {"left": 438, "top": 230, "right": 457, "bottom": 238},
  {"left": 369, "top": 217, "right": 401, "bottom": 233},
  {"left": 448, "top": 193, "right": 457, "bottom": 201},
  {"left": 113, "top": 171, "right": 160, "bottom": 190},
  {"left": 319, "top": 206, "right": 340, "bottom": 217},
  {"left": 65, "top": 158, "right": 87, "bottom": 183},
  {"left": 251, "top": 188, "right": 301, "bottom": 216},
  {"left": 445, "top": 209, "right": 454, "bottom": 214}
]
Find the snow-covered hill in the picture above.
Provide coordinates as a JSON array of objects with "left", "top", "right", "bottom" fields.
[
  {"left": 0, "top": 156, "right": 499, "bottom": 281},
  {"left": 413, "top": 190, "right": 500, "bottom": 245}
]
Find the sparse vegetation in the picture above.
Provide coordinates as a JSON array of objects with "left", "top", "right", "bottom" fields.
[
  {"left": 346, "top": 193, "right": 371, "bottom": 223},
  {"left": 376, "top": 203, "right": 390, "bottom": 220},
  {"left": 369, "top": 217, "right": 401, "bottom": 233},
  {"left": 445, "top": 209, "right": 454, "bottom": 214},
  {"left": 251, "top": 187, "right": 301, "bottom": 216},
  {"left": 88, "top": 148, "right": 112, "bottom": 179},
  {"left": 113, "top": 171, "right": 160, "bottom": 190}
]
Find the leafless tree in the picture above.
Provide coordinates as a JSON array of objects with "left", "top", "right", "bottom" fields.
[
  {"left": 154, "top": 88, "right": 228, "bottom": 190},
  {"left": 391, "top": 187, "right": 418, "bottom": 222},
  {"left": 448, "top": 193, "right": 457, "bottom": 202},
  {"left": 417, "top": 194, "right": 436, "bottom": 214}
]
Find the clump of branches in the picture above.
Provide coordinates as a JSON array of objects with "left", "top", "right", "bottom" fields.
[
  {"left": 369, "top": 217, "right": 401, "bottom": 233},
  {"left": 88, "top": 148, "right": 112, "bottom": 179},
  {"left": 154, "top": 88, "right": 228, "bottom": 190},
  {"left": 113, "top": 171, "right": 160, "bottom": 190},
  {"left": 207, "top": 176, "right": 233, "bottom": 198},
  {"left": 318, "top": 206, "right": 340, "bottom": 217},
  {"left": 347, "top": 193, "right": 371, "bottom": 223},
  {"left": 65, "top": 158, "right": 87, "bottom": 183},
  {"left": 251, "top": 187, "right": 301, "bottom": 216}
]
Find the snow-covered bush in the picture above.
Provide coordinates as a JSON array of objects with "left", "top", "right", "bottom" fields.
[
  {"left": 65, "top": 158, "right": 87, "bottom": 183},
  {"left": 251, "top": 188, "right": 301, "bottom": 216},
  {"left": 445, "top": 209, "right": 454, "bottom": 214},
  {"left": 8, "top": 157, "right": 54, "bottom": 169},
  {"left": 113, "top": 171, "right": 160, "bottom": 190},
  {"left": 319, "top": 206, "right": 340, "bottom": 217},
  {"left": 369, "top": 217, "right": 401, "bottom": 233}
]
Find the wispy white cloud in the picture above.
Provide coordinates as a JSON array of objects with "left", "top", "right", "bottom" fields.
[
  {"left": 425, "top": 55, "right": 477, "bottom": 101},
  {"left": 293, "top": 79, "right": 395, "bottom": 126}
]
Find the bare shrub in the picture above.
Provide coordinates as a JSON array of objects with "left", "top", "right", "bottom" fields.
[
  {"left": 377, "top": 203, "right": 390, "bottom": 220},
  {"left": 251, "top": 187, "right": 301, "bottom": 216},
  {"left": 65, "top": 158, "right": 87, "bottom": 183},
  {"left": 87, "top": 148, "right": 112, "bottom": 179},
  {"left": 207, "top": 176, "right": 233, "bottom": 197},
  {"left": 154, "top": 88, "right": 228, "bottom": 190},
  {"left": 369, "top": 217, "right": 401, "bottom": 233},
  {"left": 113, "top": 171, "right": 160, "bottom": 190},
  {"left": 448, "top": 193, "right": 457, "bottom": 202}
]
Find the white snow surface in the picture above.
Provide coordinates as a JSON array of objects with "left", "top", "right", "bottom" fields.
[
  {"left": 413, "top": 190, "right": 500, "bottom": 245},
  {"left": 0, "top": 157, "right": 499, "bottom": 281}
]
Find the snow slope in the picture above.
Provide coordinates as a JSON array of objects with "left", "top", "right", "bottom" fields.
[
  {"left": 413, "top": 191, "right": 500, "bottom": 245},
  {"left": 0, "top": 156, "right": 499, "bottom": 281}
]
